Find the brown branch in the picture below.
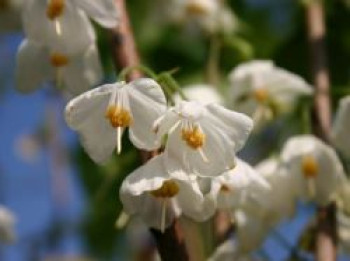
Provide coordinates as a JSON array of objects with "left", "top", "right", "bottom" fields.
[
  {"left": 110, "top": 1, "right": 189, "bottom": 260},
  {"left": 305, "top": 2, "right": 337, "bottom": 261}
]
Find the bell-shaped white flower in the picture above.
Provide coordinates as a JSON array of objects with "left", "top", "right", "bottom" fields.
[
  {"left": 211, "top": 158, "right": 270, "bottom": 211},
  {"left": 229, "top": 60, "right": 313, "bottom": 128},
  {"left": 233, "top": 210, "right": 270, "bottom": 254},
  {"left": 0, "top": 206, "right": 16, "bottom": 244},
  {"left": 153, "top": 101, "right": 253, "bottom": 178},
  {"left": 120, "top": 155, "right": 216, "bottom": 232},
  {"left": 281, "top": 135, "right": 346, "bottom": 206},
  {"left": 254, "top": 157, "right": 296, "bottom": 223},
  {"left": 22, "top": 0, "right": 97, "bottom": 57},
  {"left": 65, "top": 78, "right": 167, "bottom": 163},
  {"left": 16, "top": 39, "right": 102, "bottom": 95},
  {"left": 332, "top": 95, "right": 350, "bottom": 158},
  {"left": 173, "top": 84, "right": 224, "bottom": 105}
]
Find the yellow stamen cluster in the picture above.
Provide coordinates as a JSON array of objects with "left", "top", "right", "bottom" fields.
[
  {"left": 150, "top": 180, "right": 180, "bottom": 198},
  {"left": 46, "top": 0, "right": 65, "bottom": 20},
  {"left": 301, "top": 155, "right": 319, "bottom": 178},
  {"left": 50, "top": 53, "right": 69, "bottom": 67},
  {"left": 105, "top": 105, "right": 133, "bottom": 128},
  {"left": 186, "top": 1, "right": 209, "bottom": 15},
  {"left": 253, "top": 88, "right": 269, "bottom": 103},
  {"left": 181, "top": 126, "right": 205, "bottom": 149},
  {"left": 220, "top": 184, "right": 231, "bottom": 193}
]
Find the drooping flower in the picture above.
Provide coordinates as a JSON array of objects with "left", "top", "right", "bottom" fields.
[
  {"left": 16, "top": 39, "right": 102, "bottom": 95},
  {"left": 0, "top": 206, "right": 16, "bottom": 244},
  {"left": 65, "top": 78, "right": 167, "bottom": 163},
  {"left": 153, "top": 101, "right": 253, "bottom": 178},
  {"left": 173, "top": 84, "right": 224, "bottom": 105},
  {"left": 211, "top": 158, "right": 270, "bottom": 211},
  {"left": 229, "top": 60, "right": 313, "bottom": 128},
  {"left": 281, "top": 135, "right": 346, "bottom": 206},
  {"left": 119, "top": 155, "right": 217, "bottom": 232},
  {"left": 332, "top": 95, "right": 350, "bottom": 158}
]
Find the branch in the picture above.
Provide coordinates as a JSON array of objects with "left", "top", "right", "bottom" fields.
[
  {"left": 305, "top": 2, "right": 337, "bottom": 261},
  {"left": 110, "top": 1, "right": 189, "bottom": 260}
]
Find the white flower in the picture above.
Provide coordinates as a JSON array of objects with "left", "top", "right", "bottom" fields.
[
  {"left": 0, "top": 206, "right": 16, "bottom": 244},
  {"left": 254, "top": 157, "right": 296, "bottom": 223},
  {"left": 281, "top": 135, "right": 346, "bottom": 206},
  {"left": 332, "top": 95, "right": 350, "bottom": 158},
  {"left": 233, "top": 210, "right": 270, "bottom": 254},
  {"left": 65, "top": 78, "right": 167, "bottom": 163},
  {"left": 119, "top": 155, "right": 216, "bottom": 232},
  {"left": 153, "top": 101, "right": 253, "bottom": 178},
  {"left": 173, "top": 84, "right": 224, "bottom": 105},
  {"left": 16, "top": 39, "right": 102, "bottom": 95},
  {"left": 211, "top": 158, "right": 270, "bottom": 211},
  {"left": 229, "top": 60, "right": 313, "bottom": 127}
]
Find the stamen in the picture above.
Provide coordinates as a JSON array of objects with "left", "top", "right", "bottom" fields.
[
  {"left": 160, "top": 200, "right": 167, "bottom": 233},
  {"left": 115, "top": 211, "right": 130, "bottom": 229},
  {"left": 150, "top": 180, "right": 180, "bottom": 198},
  {"left": 301, "top": 155, "right": 318, "bottom": 178},
  {"left": 252, "top": 88, "right": 268, "bottom": 103},
  {"left": 46, "top": 0, "right": 65, "bottom": 20},
  {"left": 50, "top": 53, "right": 69, "bottom": 67},
  {"left": 105, "top": 105, "right": 133, "bottom": 128},
  {"left": 116, "top": 127, "right": 122, "bottom": 155},
  {"left": 55, "top": 20, "right": 62, "bottom": 36},
  {"left": 181, "top": 126, "right": 205, "bottom": 149}
]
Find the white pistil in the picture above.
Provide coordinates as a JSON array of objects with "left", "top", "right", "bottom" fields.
[
  {"left": 115, "top": 211, "right": 130, "bottom": 229},
  {"left": 198, "top": 147, "right": 209, "bottom": 163},
  {"left": 160, "top": 199, "right": 167, "bottom": 233},
  {"left": 55, "top": 19, "right": 62, "bottom": 36},
  {"left": 116, "top": 127, "right": 122, "bottom": 155},
  {"left": 306, "top": 177, "right": 316, "bottom": 198}
]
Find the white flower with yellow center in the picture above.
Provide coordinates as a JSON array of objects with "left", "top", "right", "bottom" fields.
[
  {"left": 332, "top": 95, "right": 350, "bottom": 158},
  {"left": 211, "top": 158, "right": 270, "bottom": 211},
  {"left": 120, "top": 155, "right": 216, "bottom": 232},
  {"left": 229, "top": 60, "right": 313, "bottom": 128},
  {"left": 153, "top": 101, "right": 253, "bottom": 178},
  {"left": 281, "top": 135, "right": 346, "bottom": 206},
  {"left": 16, "top": 39, "right": 102, "bottom": 95},
  {"left": 65, "top": 78, "right": 167, "bottom": 163}
]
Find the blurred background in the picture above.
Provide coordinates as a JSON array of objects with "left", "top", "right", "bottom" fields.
[{"left": 1, "top": 0, "right": 350, "bottom": 260}]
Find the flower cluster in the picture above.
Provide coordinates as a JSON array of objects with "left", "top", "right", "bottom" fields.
[{"left": 16, "top": 0, "right": 118, "bottom": 95}]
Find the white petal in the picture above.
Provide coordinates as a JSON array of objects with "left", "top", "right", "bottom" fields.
[
  {"left": 75, "top": 0, "right": 118, "bottom": 28},
  {"left": 62, "top": 44, "right": 103, "bottom": 95},
  {"left": 120, "top": 155, "right": 170, "bottom": 196},
  {"left": 126, "top": 78, "right": 167, "bottom": 150},
  {"left": 65, "top": 84, "right": 119, "bottom": 163},
  {"left": 15, "top": 40, "right": 52, "bottom": 93},
  {"left": 332, "top": 95, "right": 350, "bottom": 158},
  {"left": 206, "top": 103, "right": 253, "bottom": 151},
  {"left": 173, "top": 84, "right": 224, "bottom": 105}
]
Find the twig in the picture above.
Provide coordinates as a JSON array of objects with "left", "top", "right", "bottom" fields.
[
  {"left": 110, "top": 1, "right": 189, "bottom": 260},
  {"left": 305, "top": 2, "right": 337, "bottom": 261}
]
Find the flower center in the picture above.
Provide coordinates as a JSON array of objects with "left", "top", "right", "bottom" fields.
[
  {"left": 150, "top": 180, "right": 180, "bottom": 198},
  {"left": 301, "top": 155, "right": 318, "bottom": 178},
  {"left": 50, "top": 53, "right": 69, "bottom": 67},
  {"left": 105, "top": 105, "right": 133, "bottom": 128},
  {"left": 46, "top": 0, "right": 65, "bottom": 20},
  {"left": 181, "top": 126, "right": 205, "bottom": 149},
  {"left": 186, "top": 1, "right": 210, "bottom": 15},
  {"left": 252, "top": 88, "right": 269, "bottom": 103},
  {"left": 220, "top": 184, "right": 231, "bottom": 193}
]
